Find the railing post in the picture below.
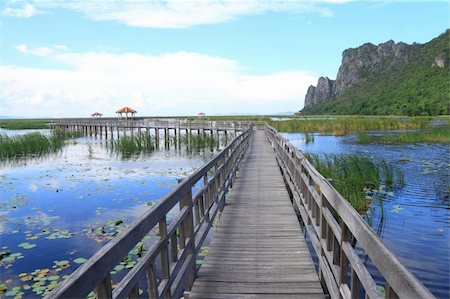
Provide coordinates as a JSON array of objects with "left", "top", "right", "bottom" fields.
[
  {"left": 146, "top": 262, "right": 158, "bottom": 298},
  {"left": 96, "top": 274, "right": 112, "bottom": 299},
  {"left": 339, "top": 223, "right": 350, "bottom": 293},
  {"left": 159, "top": 216, "right": 170, "bottom": 298},
  {"left": 180, "top": 188, "right": 196, "bottom": 291}
]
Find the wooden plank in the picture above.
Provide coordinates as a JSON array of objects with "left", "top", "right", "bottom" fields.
[{"left": 189, "top": 130, "right": 324, "bottom": 298}]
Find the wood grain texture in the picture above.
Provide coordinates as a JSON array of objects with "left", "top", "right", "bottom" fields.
[{"left": 188, "top": 130, "right": 324, "bottom": 298}]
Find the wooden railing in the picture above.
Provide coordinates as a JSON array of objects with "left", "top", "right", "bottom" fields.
[
  {"left": 265, "top": 125, "right": 434, "bottom": 299},
  {"left": 51, "top": 119, "right": 257, "bottom": 131},
  {"left": 45, "top": 125, "right": 253, "bottom": 299}
]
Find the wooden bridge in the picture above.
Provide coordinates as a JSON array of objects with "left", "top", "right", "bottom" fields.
[{"left": 46, "top": 120, "right": 434, "bottom": 299}]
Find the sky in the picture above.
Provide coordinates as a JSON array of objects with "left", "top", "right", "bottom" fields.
[{"left": 0, "top": 0, "right": 448, "bottom": 118}]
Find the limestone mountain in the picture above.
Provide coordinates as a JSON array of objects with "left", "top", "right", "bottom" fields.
[{"left": 302, "top": 30, "right": 449, "bottom": 115}]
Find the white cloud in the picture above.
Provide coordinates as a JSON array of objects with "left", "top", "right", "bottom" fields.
[
  {"left": 0, "top": 48, "right": 317, "bottom": 117},
  {"left": 26, "top": 0, "right": 351, "bottom": 28},
  {"left": 14, "top": 44, "right": 69, "bottom": 57},
  {"left": 1, "top": 3, "right": 43, "bottom": 18}
]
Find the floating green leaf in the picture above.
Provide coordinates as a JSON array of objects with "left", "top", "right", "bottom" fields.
[
  {"left": 114, "top": 264, "right": 125, "bottom": 272},
  {"left": 18, "top": 242, "right": 36, "bottom": 249},
  {"left": 73, "top": 257, "right": 87, "bottom": 264},
  {"left": 390, "top": 205, "right": 403, "bottom": 213},
  {"left": 0, "top": 284, "right": 7, "bottom": 292},
  {"left": 47, "top": 275, "right": 60, "bottom": 281}
]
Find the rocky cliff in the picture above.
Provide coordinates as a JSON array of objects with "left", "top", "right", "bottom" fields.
[
  {"left": 304, "top": 77, "right": 335, "bottom": 107},
  {"left": 333, "top": 40, "right": 409, "bottom": 96},
  {"left": 304, "top": 40, "right": 410, "bottom": 108},
  {"left": 302, "top": 30, "right": 449, "bottom": 115}
]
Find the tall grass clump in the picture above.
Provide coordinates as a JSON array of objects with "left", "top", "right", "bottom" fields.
[
  {"left": 304, "top": 132, "right": 315, "bottom": 144},
  {"left": 0, "top": 130, "right": 82, "bottom": 160},
  {"left": 357, "top": 127, "right": 450, "bottom": 144},
  {"left": 305, "top": 153, "right": 404, "bottom": 214},
  {"left": 270, "top": 116, "right": 436, "bottom": 134},
  {"left": 181, "top": 134, "right": 218, "bottom": 150},
  {"left": 0, "top": 119, "right": 51, "bottom": 130},
  {"left": 109, "top": 135, "right": 155, "bottom": 156}
]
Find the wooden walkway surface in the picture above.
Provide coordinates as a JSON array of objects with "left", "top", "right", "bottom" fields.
[{"left": 188, "top": 130, "right": 325, "bottom": 299}]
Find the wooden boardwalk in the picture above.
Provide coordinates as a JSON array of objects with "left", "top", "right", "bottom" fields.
[{"left": 187, "top": 130, "right": 325, "bottom": 299}]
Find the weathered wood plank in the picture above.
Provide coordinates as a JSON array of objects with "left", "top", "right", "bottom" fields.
[{"left": 189, "top": 130, "right": 324, "bottom": 298}]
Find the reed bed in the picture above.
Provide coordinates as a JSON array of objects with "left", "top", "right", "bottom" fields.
[
  {"left": 305, "top": 153, "right": 404, "bottom": 214},
  {"left": 357, "top": 127, "right": 450, "bottom": 144},
  {"left": 0, "top": 130, "right": 83, "bottom": 160},
  {"left": 270, "top": 116, "right": 437, "bottom": 135},
  {"left": 0, "top": 119, "right": 51, "bottom": 130},
  {"left": 109, "top": 135, "right": 155, "bottom": 156},
  {"left": 181, "top": 133, "right": 218, "bottom": 150},
  {"left": 109, "top": 133, "right": 219, "bottom": 156}
]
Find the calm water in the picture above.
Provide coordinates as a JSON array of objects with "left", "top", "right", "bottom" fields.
[
  {"left": 0, "top": 133, "right": 220, "bottom": 298},
  {"left": 282, "top": 132, "right": 450, "bottom": 298}
]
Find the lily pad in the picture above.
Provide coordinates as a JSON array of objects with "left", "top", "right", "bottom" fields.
[
  {"left": 18, "top": 242, "right": 36, "bottom": 249},
  {"left": 0, "top": 284, "right": 7, "bottom": 292},
  {"left": 73, "top": 257, "right": 87, "bottom": 264},
  {"left": 390, "top": 205, "right": 403, "bottom": 213}
]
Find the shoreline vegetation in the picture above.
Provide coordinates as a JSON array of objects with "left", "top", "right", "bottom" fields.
[
  {"left": 1, "top": 116, "right": 448, "bottom": 146},
  {"left": 269, "top": 116, "right": 448, "bottom": 135},
  {"left": 0, "top": 119, "right": 52, "bottom": 130},
  {"left": 0, "top": 130, "right": 82, "bottom": 160},
  {"left": 109, "top": 134, "right": 220, "bottom": 157},
  {"left": 305, "top": 153, "right": 404, "bottom": 214},
  {"left": 357, "top": 127, "right": 450, "bottom": 144}
]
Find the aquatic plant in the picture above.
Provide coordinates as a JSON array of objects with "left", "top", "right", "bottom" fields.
[
  {"left": 0, "top": 119, "right": 51, "bottom": 130},
  {"left": 0, "top": 130, "right": 83, "bottom": 160},
  {"left": 305, "top": 153, "right": 404, "bottom": 214},
  {"left": 270, "top": 116, "right": 439, "bottom": 134},
  {"left": 109, "top": 135, "right": 155, "bottom": 156},
  {"left": 181, "top": 133, "right": 218, "bottom": 150},
  {"left": 304, "top": 132, "right": 315, "bottom": 144},
  {"left": 356, "top": 127, "right": 450, "bottom": 144}
]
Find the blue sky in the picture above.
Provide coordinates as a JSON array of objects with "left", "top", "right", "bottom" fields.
[{"left": 0, "top": 1, "right": 448, "bottom": 118}]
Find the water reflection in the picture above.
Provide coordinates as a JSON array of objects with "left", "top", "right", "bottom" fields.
[
  {"left": 283, "top": 132, "right": 450, "bottom": 298},
  {"left": 0, "top": 130, "right": 219, "bottom": 297}
]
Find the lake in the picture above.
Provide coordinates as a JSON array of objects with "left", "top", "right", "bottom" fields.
[
  {"left": 282, "top": 132, "right": 450, "bottom": 299},
  {"left": 0, "top": 132, "right": 222, "bottom": 298}
]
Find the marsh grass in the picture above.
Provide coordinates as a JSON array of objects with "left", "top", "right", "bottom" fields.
[
  {"left": 0, "top": 130, "right": 83, "bottom": 160},
  {"left": 182, "top": 134, "right": 217, "bottom": 150},
  {"left": 357, "top": 127, "right": 450, "bottom": 144},
  {"left": 109, "top": 133, "right": 219, "bottom": 156},
  {"left": 270, "top": 116, "right": 437, "bottom": 134},
  {"left": 305, "top": 153, "right": 404, "bottom": 214},
  {"left": 304, "top": 133, "right": 315, "bottom": 144},
  {"left": 109, "top": 135, "right": 155, "bottom": 155},
  {"left": 0, "top": 119, "right": 52, "bottom": 130}
]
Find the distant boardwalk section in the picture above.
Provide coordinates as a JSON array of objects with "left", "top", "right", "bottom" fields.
[{"left": 187, "top": 130, "right": 324, "bottom": 298}]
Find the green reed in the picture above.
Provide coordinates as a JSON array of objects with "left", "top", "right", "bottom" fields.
[
  {"left": 109, "top": 135, "right": 155, "bottom": 155},
  {"left": 305, "top": 153, "right": 404, "bottom": 214},
  {"left": 0, "top": 119, "right": 52, "bottom": 130},
  {"left": 181, "top": 133, "right": 218, "bottom": 150},
  {"left": 357, "top": 127, "right": 450, "bottom": 144},
  {"left": 0, "top": 130, "right": 83, "bottom": 160},
  {"left": 270, "top": 116, "right": 439, "bottom": 135}
]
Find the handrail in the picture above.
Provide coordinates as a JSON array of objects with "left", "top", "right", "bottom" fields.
[
  {"left": 265, "top": 124, "right": 434, "bottom": 299},
  {"left": 45, "top": 125, "right": 253, "bottom": 299},
  {"left": 50, "top": 119, "right": 259, "bottom": 130}
]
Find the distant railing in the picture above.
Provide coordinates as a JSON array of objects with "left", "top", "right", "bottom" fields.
[
  {"left": 265, "top": 124, "right": 434, "bottom": 299},
  {"left": 45, "top": 125, "right": 253, "bottom": 299},
  {"left": 50, "top": 119, "right": 261, "bottom": 131}
]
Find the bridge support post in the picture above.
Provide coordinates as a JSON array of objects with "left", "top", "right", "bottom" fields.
[{"left": 155, "top": 128, "right": 159, "bottom": 149}]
